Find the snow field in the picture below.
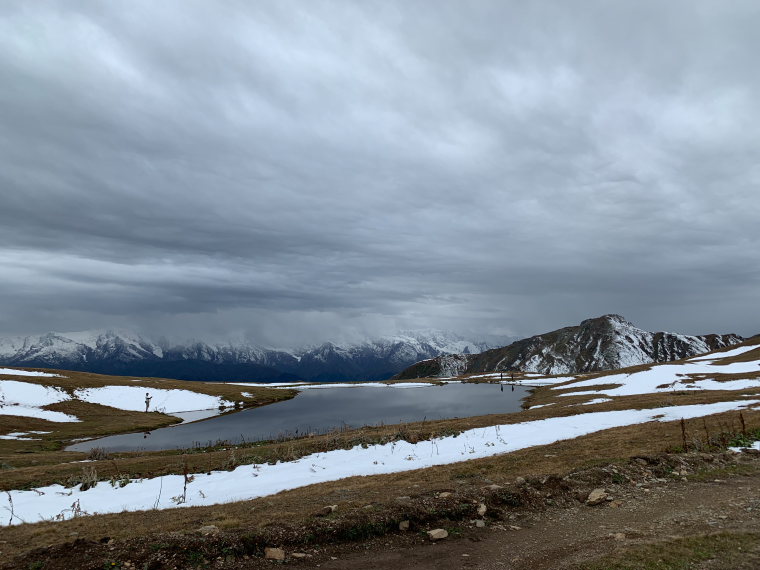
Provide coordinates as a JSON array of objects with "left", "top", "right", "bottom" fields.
[
  {"left": 556, "top": 356, "right": 760, "bottom": 398},
  {"left": 5, "top": 399, "right": 757, "bottom": 525},
  {"left": 0, "top": 380, "right": 79, "bottom": 422},
  {"left": 73, "top": 385, "right": 234, "bottom": 413}
]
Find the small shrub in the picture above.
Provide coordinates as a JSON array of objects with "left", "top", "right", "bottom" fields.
[
  {"left": 79, "top": 466, "right": 98, "bottom": 491},
  {"left": 87, "top": 447, "right": 111, "bottom": 461}
]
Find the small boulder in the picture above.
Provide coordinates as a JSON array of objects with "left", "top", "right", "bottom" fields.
[
  {"left": 315, "top": 504, "right": 338, "bottom": 517},
  {"left": 427, "top": 529, "right": 448, "bottom": 541},
  {"left": 291, "top": 553, "right": 307, "bottom": 559},
  {"left": 399, "top": 520, "right": 410, "bottom": 531},
  {"left": 438, "top": 492, "right": 453, "bottom": 498},
  {"left": 476, "top": 503, "right": 487, "bottom": 517},
  {"left": 586, "top": 488, "right": 609, "bottom": 506},
  {"left": 264, "top": 547, "right": 285, "bottom": 561},
  {"left": 197, "top": 525, "right": 219, "bottom": 536},
  {"left": 474, "top": 519, "right": 486, "bottom": 528}
]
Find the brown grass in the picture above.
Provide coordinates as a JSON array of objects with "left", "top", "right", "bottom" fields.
[
  {"left": 578, "top": 532, "right": 760, "bottom": 569},
  {"left": 2, "top": 408, "right": 759, "bottom": 565}
]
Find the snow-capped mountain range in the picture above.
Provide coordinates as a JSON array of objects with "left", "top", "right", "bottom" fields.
[
  {"left": 0, "top": 330, "right": 506, "bottom": 382},
  {"left": 395, "top": 315, "right": 744, "bottom": 379}
]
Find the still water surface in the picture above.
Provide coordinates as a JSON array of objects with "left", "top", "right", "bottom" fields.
[{"left": 68, "top": 383, "right": 529, "bottom": 452}]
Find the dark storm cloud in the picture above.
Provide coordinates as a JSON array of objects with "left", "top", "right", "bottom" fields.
[{"left": 1, "top": 0, "right": 759, "bottom": 344}]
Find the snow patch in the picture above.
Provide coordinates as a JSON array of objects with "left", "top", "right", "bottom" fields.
[
  {"left": 0, "top": 430, "right": 50, "bottom": 440},
  {"left": 579, "top": 398, "right": 613, "bottom": 406},
  {"left": 0, "top": 368, "right": 62, "bottom": 378},
  {"left": 0, "top": 380, "right": 79, "bottom": 422}
]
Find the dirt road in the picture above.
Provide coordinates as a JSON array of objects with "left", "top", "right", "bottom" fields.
[{"left": 317, "top": 460, "right": 760, "bottom": 569}]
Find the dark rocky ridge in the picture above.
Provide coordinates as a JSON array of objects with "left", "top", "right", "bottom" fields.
[{"left": 394, "top": 315, "right": 744, "bottom": 379}]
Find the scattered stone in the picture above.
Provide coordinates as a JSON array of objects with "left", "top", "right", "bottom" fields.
[
  {"left": 477, "top": 503, "right": 487, "bottom": 517},
  {"left": 315, "top": 504, "right": 338, "bottom": 517},
  {"left": 291, "top": 553, "right": 307, "bottom": 559},
  {"left": 574, "top": 491, "right": 589, "bottom": 502},
  {"left": 197, "top": 525, "right": 219, "bottom": 536},
  {"left": 264, "top": 547, "right": 285, "bottom": 561},
  {"left": 399, "top": 520, "right": 410, "bottom": 531},
  {"left": 586, "top": 488, "right": 609, "bottom": 506},
  {"left": 438, "top": 492, "right": 453, "bottom": 498},
  {"left": 427, "top": 529, "right": 448, "bottom": 541},
  {"left": 515, "top": 477, "right": 526, "bottom": 485},
  {"left": 395, "top": 496, "right": 411, "bottom": 502},
  {"left": 485, "top": 484, "right": 503, "bottom": 491},
  {"left": 610, "top": 500, "right": 624, "bottom": 508},
  {"left": 614, "top": 532, "right": 626, "bottom": 541},
  {"left": 507, "top": 525, "right": 522, "bottom": 531},
  {"left": 474, "top": 519, "right": 486, "bottom": 528}
]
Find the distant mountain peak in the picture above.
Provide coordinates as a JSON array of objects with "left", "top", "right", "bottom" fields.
[
  {"left": 395, "top": 315, "right": 743, "bottom": 379},
  {"left": 581, "top": 314, "right": 629, "bottom": 326}
]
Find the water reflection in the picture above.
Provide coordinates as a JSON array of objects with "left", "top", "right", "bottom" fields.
[{"left": 67, "top": 383, "right": 530, "bottom": 452}]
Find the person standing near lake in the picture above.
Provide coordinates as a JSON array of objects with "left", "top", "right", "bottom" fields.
[{"left": 145, "top": 392, "right": 152, "bottom": 412}]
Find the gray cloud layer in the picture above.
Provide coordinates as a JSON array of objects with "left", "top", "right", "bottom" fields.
[{"left": 1, "top": 1, "right": 759, "bottom": 344}]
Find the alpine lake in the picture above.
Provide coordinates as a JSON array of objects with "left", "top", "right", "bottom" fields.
[{"left": 67, "top": 382, "right": 530, "bottom": 452}]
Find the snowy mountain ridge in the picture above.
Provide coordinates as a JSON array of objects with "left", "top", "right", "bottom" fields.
[
  {"left": 0, "top": 329, "right": 504, "bottom": 382},
  {"left": 395, "top": 315, "right": 744, "bottom": 379}
]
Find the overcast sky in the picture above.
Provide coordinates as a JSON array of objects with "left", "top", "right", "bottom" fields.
[{"left": 1, "top": 1, "right": 759, "bottom": 345}]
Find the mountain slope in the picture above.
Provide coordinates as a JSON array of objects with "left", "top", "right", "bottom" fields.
[
  {"left": 395, "top": 315, "right": 743, "bottom": 379},
  {"left": 0, "top": 330, "right": 499, "bottom": 382}
]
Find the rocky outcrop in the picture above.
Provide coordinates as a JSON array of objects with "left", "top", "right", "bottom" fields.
[{"left": 395, "top": 315, "right": 743, "bottom": 379}]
